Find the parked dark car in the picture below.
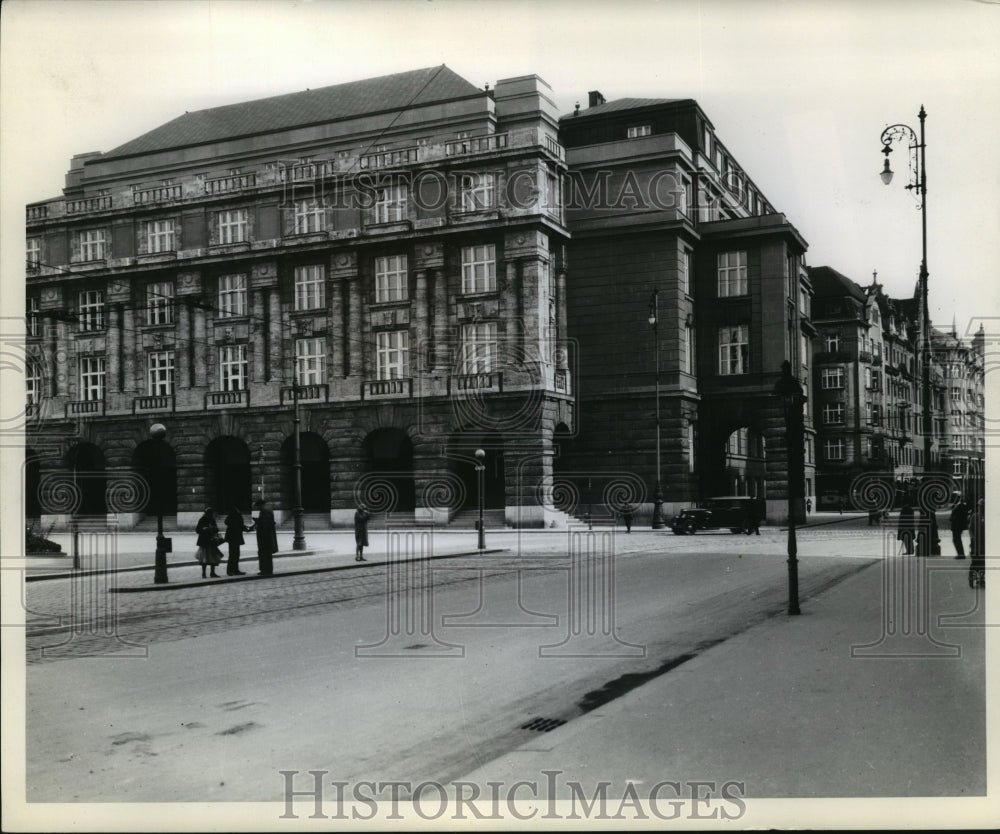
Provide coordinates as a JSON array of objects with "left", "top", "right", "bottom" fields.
[{"left": 670, "top": 496, "right": 763, "bottom": 535}]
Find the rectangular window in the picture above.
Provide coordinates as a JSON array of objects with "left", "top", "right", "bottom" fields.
[
  {"left": 218, "top": 344, "right": 247, "bottom": 391},
  {"left": 871, "top": 370, "right": 881, "bottom": 389},
  {"left": 218, "top": 274, "right": 248, "bottom": 318},
  {"left": 146, "top": 281, "right": 174, "bottom": 325},
  {"left": 374, "top": 255, "right": 408, "bottom": 303},
  {"left": 461, "top": 244, "right": 497, "bottom": 294},
  {"left": 459, "top": 173, "right": 496, "bottom": 212},
  {"left": 824, "top": 438, "right": 845, "bottom": 461},
  {"left": 217, "top": 209, "right": 248, "bottom": 244},
  {"left": 376, "top": 330, "right": 409, "bottom": 380},
  {"left": 295, "top": 337, "right": 326, "bottom": 386},
  {"left": 865, "top": 367, "right": 872, "bottom": 389},
  {"left": 680, "top": 250, "right": 692, "bottom": 296},
  {"left": 717, "top": 251, "right": 747, "bottom": 297},
  {"left": 294, "top": 199, "right": 326, "bottom": 234},
  {"left": 79, "top": 355, "right": 105, "bottom": 401},
  {"left": 147, "top": 351, "right": 175, "bottom": 396},
  {"left": 373, "top": 183, "right": 408, "bottom": 224},
  {"left": 145, "top": 219, "right": 176, "bottom": 253},
  {"left": 824, "top": 334, "right": 840, "bottom": 353},
  {"left": 26, "top": 360, "right": 41, "bottom": 405},
  {"left": 26, "top": 296, "right": 40, "bottom": 337},
  {"left": 718, "top": 325, "right": 749, "bottom": 375},
  {"left": 79, "top": 229, "right": 107, "bottom": 262},
  {"left": 627, "top": 124, "right": 651, "bottom": 138},
  {"left": 821, "top": 368, "right": 844, "bottom": 389},
  {"left": 78, "top": 290, "right": 105, "bottom": 331},
  {"left": 799, "top": 288, "right": 809, "bottom": 316},
  {"left": 26, "top": 238, "right": 41, "bottom": 267},
  {"left": 823, "top": 403, "right": 844, "bottom": 425},
  {"left": 872, "top": 404, "right": 882, "bottom": 426},
  {"left": 460, "top": 322, "right": 497, "bottom": 374},
  {"left": 294, "top": 265, "right": 325, "bottom": 311}
]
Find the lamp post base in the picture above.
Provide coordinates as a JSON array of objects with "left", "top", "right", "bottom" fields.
[
  {"left": 154, "top": 538, "right": 168, "bottom": 584},
  {"left": 651, "top": 482, "right": 665, "bottom": 530}
]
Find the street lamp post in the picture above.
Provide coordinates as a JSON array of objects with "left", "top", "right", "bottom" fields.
[
  {"left": 880, "top": 107, "right": 932, "bottom": 477},
  {"left": 475, "top": 448, "right": 486, "bottom": 550},
  {"left": 150, "top": 423, "right": 171, "bottom": 584},
  {"left": 291, "top": 376, "right": 306, "bottom": 551},
  {"left": 648, "top": 290, "right": 665, "bottom": 529},
  {"left": 774, "top": 361, "right": 805, "bottom": 616}
]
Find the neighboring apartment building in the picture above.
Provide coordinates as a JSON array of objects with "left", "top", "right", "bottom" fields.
[
  {"left": 24, "top": 66, "right": 573, "bottom": 528},
  {"left": 557, "top": 92, "right": 815, "bottom": 523}
]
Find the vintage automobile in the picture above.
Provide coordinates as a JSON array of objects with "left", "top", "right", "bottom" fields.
[{"left": 670, "top": 496, "right": 763, "bottom": 535}]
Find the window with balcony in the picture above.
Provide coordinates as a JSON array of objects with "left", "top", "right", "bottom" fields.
[
  {"left": 145, "top": 219, "right": 176, "bottom": 253},
  {"left": 78, "top": 290, "right": 105, "bottom": 332},
  {"left": 372, "top": 183, "right": 408, "bottom": 224},
  {"left": 823, "top": 438, "right": 845, "bottom": 461},
  {"left": 376, "top": 330, "right": 409, "bottom": 380},
  {"left": 461, "top": 244, "right": 496, "bottom": 294},
  {"left": 374, "top": 255, "right": 408, "bottom": 303},
  {"left": 146, "top": 281, "right": 174, "bottom": 325},
  {"left": 78, "top": 229, "right": 107, "bottom": 262},
  {"left": 824, "top": 334, "right": 840, "bottom": 353},
  {"left": 823, "top": 403, "right": 844, "bottom": 425},
  {"left": 627, "top": 124, "right": 651, "bottom": 138},
  {"left": 79, "top": 355, "right": 105, "bottom": 401},
  {"left": 717, "top": 251, "right": 747, "bottom": 297},
  {"left": 219, "top": 344, "right": 247, "bottom": 391},
  {"left": 26, "top": 360, "right": 42, "bottom": 405},
  {"left": 218, "top": 274, "right": 248, "bottom": 318},
  {"left": 294, "top": 265, "right": 325, "bottom": 311},
  {"left": 717, "top": 325, "right": 749, "bottom": 375},
  {"left": 295, "top": 337, "right": 326, "bottom": 386},
  {"left": 821, "top": 367, "right": 844, "bottom": 389},
  {"left": 293, "top": 199, "right": 326, "bottom": 234},
  {"left": 460, "top": 322, "right": 497, "bottom": 374},
  {"left": 26, "top": 238, "right": 41, "bottom": 268},
  {"left": 459, "top": 173, "right": 496, "bottom": 212},
  {"left": 217, "top": 209, "right": 248, "bottom": 244},
  {"left": 147, "top": 350, "right": 175, "bottom": 396}
]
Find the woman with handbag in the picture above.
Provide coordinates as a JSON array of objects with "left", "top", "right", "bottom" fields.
[{"left": 195, "top": 508, "right": 222, "bottom": 578}]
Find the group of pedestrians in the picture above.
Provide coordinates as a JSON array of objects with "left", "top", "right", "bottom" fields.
[
  {"left": 194, "top": 501, "right": 278, "bottom": 579},
  {"left": 895, "top": 497, "right": 986, "bottom": 572}
]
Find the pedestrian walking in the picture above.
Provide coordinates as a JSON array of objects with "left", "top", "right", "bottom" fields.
[
  {"left": 897, "top": 501, "right": 915, "bottom": 555},
  {"left": 253, "top": 499, "right": 278, "bottom": 576},
  {"left": 224, "top": 505, "right": 249, "bottom": 575},
  {"left": 916, "top": 507, "right": 940, "bottom": 557},
  {"left": 806, "top": 497, "right": 812, "bottom": 514},
  {"left": 950, "top": 500, "right": 970, "bottom": 559},
  {"left": 622, "top": 506, "right": 633, "bottom": 533},
  {"left": 354, "top": 503, "right": 370, "bottom": 561},
  {"left": 195, "top": 508, "right": 222, "bottom": 578}
]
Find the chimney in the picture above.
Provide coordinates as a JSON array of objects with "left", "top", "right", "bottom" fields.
[{"left": 588, "top": 90, "right": 606, "bottom": 108}]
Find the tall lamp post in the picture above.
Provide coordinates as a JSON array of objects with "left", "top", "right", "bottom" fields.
[
  {"left": 475, "top": 448, "right": 486, "bottom": 550},
  {"left": 291, "top": 372, "right": 306, "bottom": 551},
  {"left": 774, "top": 362, "right": 805, "bottom": 616},
  {"left": 880, "top": 107, "right": 932, "bottom": 477},
  {"left": 647, "top": 290, "right": 665, "bottom": 529},
  {"left": 149, "top": 423, "right": 171, "bottom": 584}
]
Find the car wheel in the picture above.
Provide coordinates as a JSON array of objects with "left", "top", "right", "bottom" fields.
[{"left": 684, "top": 521, "right": 697, "bottom": 535}]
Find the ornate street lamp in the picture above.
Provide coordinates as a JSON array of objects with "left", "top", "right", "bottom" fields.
[
  {"left": 880, "top": 107, "right": 932, "bottom": 478},
  {"left": 774, "top": 361, "right": 805, "bottom": 616},
  {"left": 648, "top": 289, "right": 665, "bottom": 529},
  {"left": 149, "top": 423, "right": 172, "bottom": 584},
  {"left": 475, "top": 448, "right": 486, "bottom": 550}
]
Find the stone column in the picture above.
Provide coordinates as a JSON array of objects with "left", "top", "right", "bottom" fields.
[
  {"left": 193, "top": 306, "right": 207, "bottom": 388},
  {"left": 433, "top": 269, "right": 449, "bottom": 371},
  {"left": 177, "top": 300, "right": 191, "bottom": 390},
  {"left": 107, "top": 304, "right": 121, "bottom": 393},
  {"left": 252, "top": 289, "right": 266, "bottom": 382},
  {"left": 121, "top": 306, "right": 136, "bottom": 393},
  {"left": 414, "top": 268, "right": 428, "bottom": 372},
  {"left": 348, "top": 276, "right": 363, "bottom": 378},
  {"left": 556, "top": 263, "right": 569, "bottom": 371},
  {"left": 268, "top": 288, "right": 282, "bottom": 383},
  {"left": 331, "top": 277, "right": 345, "bottom": 378},
  {"left": 54, "top": 320, "right": 68, "bottom": 398}
]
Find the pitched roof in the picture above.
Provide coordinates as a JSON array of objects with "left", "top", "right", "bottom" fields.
[
  {"left": 104, "top": 65, "right": 482, "bottom": 160},
  {"left": 806, "top": 266, "right": 868, "bottom": 302},
  {"left": 560, "top": 97, "right": 683, "bottom": 121}
]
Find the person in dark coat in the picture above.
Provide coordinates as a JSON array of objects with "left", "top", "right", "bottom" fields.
[
  {"left": 354, "top": 503, "right": 370, "bottom": 561},
  {"left": 950, "top": 500, "right": 970, "bottom": 559},
  {"left": 916, "top": 507, "right": 940, "bottom": 557},
  {"left": 224, "top": 506, "right": 248, "bottom": 575},
  {"left": 253, "top": 500, "right": 278, "bottom": 576},
  {"left": 897, "top": 501, "right": 915, "bottom": 555},
  {"left": 622, "top": 506, "right": 633, "bottom": 533},
  {"left": 195, "top": 508, "right": 222, "bottom": 578}
]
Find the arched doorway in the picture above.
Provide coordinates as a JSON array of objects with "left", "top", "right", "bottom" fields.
[
  {"left": 66, "top": 442, "right": 107, "bottom": 515},
  {"left": 723, "top": 426, "right": 766, "bottom": 498},
  {"left": 281, "top": 432, "right": 330, "bottom": 513},
  {"left": 133, "top": 438, "right": 177, "bottom": 515},
  {"left": 205, "top": 436, "right": 252, "bottom": 512},
  {"left": 362, "top": 429, "right": 415, "bottom": 512},
  {"left": 447, "top": 431, "right": 505, "bottom": 510}
]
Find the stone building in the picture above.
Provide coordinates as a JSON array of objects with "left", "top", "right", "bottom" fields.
[{"left": 24, "top": 66, "right": 573, "bottom": 529}]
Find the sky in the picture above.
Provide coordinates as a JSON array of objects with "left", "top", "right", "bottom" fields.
[{"left": 2, "top": 0, "right": 999, "bottom": 340}]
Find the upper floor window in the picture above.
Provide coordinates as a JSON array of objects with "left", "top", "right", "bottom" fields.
[
  {"left": 823, "top": 403, "right": 845, "bottom": 425},
  {"left": 26, "top": 296, "right": 40, "bottom": 338},
  {"left": 718, "top": 325, "right": 748, "bottom": 375},
  {"left": 26, "top": 238, "right": 41, "bottom": 268},
  {"left": 717, "top": 251, "right": 747, "bottom": 297},
  {"left": 680, "top": 249, "right": 692, "bottom": 296},
  {"left": 821, "top": 367, "right": 844, "bottom": 389},
  {"left": 217, "top": 209, "right": 248, "bottom": 244},
  {"left": 145, "top": 219, "right": 176, "bottom": 253},
  {"left": 146, "top": 281, "right": 174, "bottom": 325},
  {"left": 376, "top": 330, "right": 409, "bottom": 380},
  {"left": 823, "top": 438, "right": 845, "bottom": 461},
  {"left": 294, "top": 265, "right": 325, "bottom": 311},
  {"left": 461, "top": 244, "right": 496, "bottom": 294},
  {"left": 374, "top": 255, "right": 408, "bottom": 303},
  {"left": 218, "top": 344, "right": 248, "bottom": 391},
  {"left": 628, "top": 125, "right": 651, "bottom": 139},
  {"left": 218, "top": 273, "right": 248, "bottom": 318},
  {"left": 78, "top": 290, "right": 105, "bottom": 332},
  {"left": 372, "top": 183, "right": 408, "bottom": 224},
  {"left": 26, "top": 359, "right": 42, "bottom": 405},
  {"left": 78, "top": 229, "right": 107, "bottom": 262},
  {"left": 459, "top": 172, "right": 496, "bottom": 212},
  {"left": 295, "top": 337, "right": 326, "bottom": 386},
  {"left": 147, "top": 350, "right": 175, "bottom": 396},
  {"left": 79, "top": 355, "right": 105, "bottom": 401},
  {"left": 460, "top": 322, "right": 497, "bottom": 374},
  {"left": 294, "top": 200, "right": 326, "bottom": 235}
]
